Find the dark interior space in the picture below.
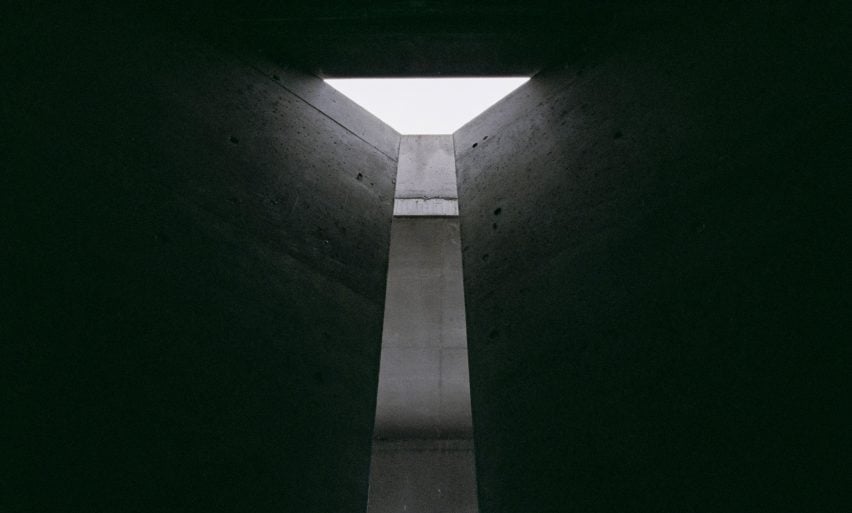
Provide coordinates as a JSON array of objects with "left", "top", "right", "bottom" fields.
[{"left": 5, "top": 1, "right": 849, "bottom": 512}]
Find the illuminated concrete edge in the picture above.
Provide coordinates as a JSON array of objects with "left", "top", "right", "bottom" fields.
[
  {"left": 393, "top": 198, "right": 459, "bottom": 217},
  {"left": 367, "top": 135, "right": 478, "bottom": 513}
]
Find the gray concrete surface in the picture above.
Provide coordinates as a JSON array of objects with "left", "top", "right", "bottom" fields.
[
  {"left": 455, "top": 5, "right": 848, "bottom": 513},
  {"left": 368, "top": 217, "right": 479, "bottom": 513},
  {"left": 243, "top": 55, "right": 400, "bottom": 159},
  {"left": 6, "top": 28, "right": 398, "bottom": 513},
  {"left": 393, "top": 135, "right": 459, "bottom": 217},
  {"left": 395, "top": 135, "right": 458, "bottom": 200},
  {"left": 368, "top": 136, "right": 478, "bottom": 513},
  {"left": 373, "top": 218, "right": 472, "bottom": 439},
  {"left": 368, "top": 440, "right": 479, "bottom": 513},
  {"left": 393, "top": 198, "right": 459, "bottom": 217},
  {"left": 8, "top": 3, "right": 848, "bottom": 513}
]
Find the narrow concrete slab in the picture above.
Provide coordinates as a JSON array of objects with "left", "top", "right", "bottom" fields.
[
  {"left": 368, "top": 440, "right": 479, "bottom": 513},
  {"left": 368, "top": 135, "right": 478, "bottom": 513},
  {"left": 395, "top": 135, "right": 458, "bottom": 200},
  {"left": 373, "top": 218, "right": 472, "bottom": 439}
]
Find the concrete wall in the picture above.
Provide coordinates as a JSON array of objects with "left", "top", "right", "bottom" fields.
[
  {"left": 6, "top": 20, "right": 398, "bottom": 512},
  {"left": 373, "top": 219, "right": 471, "bottom": 440},
  {"left": 368, "top": 219, "right": 478, "bottom": 513},
  {"left": 367, "top": 135, "right": 478, "bottom": 513},
  {"left": 368, "top": 439, "right": 478, "bottom": 513},
  {"left": 455, "top": 4, "right": 848, "bottom": 513}
]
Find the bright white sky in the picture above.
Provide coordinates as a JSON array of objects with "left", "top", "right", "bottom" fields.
[{"left": 324, "top": 78, "right": 529, "bottom": 134}]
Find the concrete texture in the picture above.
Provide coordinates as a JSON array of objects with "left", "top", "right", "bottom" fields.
[
  {"left": 393, "top": 198, "right": 460, "bottom": 217},
  {"left": 6, "top": 25, "right": 398, "bottom": 513},
  {"left": 368, "top": 135, "right": 478, "bottom": 513},
  {"left": 393, "top": 135, "right": 459, "bottom": 217},
  {"left": 373, "top": 219, "right": 472, "bottom": 439},
  {"left": 395, "top": 135, "right": 458, "bottom": 200},
  {"left": 242, "top": 55, "right": 400, "bottom": 159},
  {"left": 368, "top": 439, "right": 479, "bottom": 513},
  {"left": 368, "top": 217, "right": 479, "bottom": 512},
  {"left": 455, "top": 4, "right": 848, "bottom": 513},
  {"left": 6, "top": 2, "right": 849, "bottom": 513}
]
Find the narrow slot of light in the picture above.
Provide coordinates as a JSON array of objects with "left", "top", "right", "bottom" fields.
[{"left": 324, "top": 77, "right": 529, "bottom": 135}]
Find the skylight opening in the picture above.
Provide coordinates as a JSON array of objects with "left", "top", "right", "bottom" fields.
[{"left": 324, "top": 77, "right": 529, "bottom": 135}]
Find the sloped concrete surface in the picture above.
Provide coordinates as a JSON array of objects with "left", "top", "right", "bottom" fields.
[
  {"left": 368, "top": 135, "right": 478, "bottom": 513},
  {"left": 456, "top": 4, "right": 848, "bottom": 512},
  {"left": 374, "top": 219, "right": 471, "bottom": 439},
  {"left": 5, "top": 25, "right": 398, "bottom": 513}
]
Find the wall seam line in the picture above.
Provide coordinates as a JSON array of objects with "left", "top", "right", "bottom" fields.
[{"left": 238, "top": 58, "right": 400, "bottom": 162}]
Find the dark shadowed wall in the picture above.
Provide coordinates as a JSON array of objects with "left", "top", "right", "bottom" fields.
[
  {"left": 5, "top": 2, "right": 849, "bottom": 512},
  {"left": 5, "top": 15, "right": 397, "bottom": 512},
  {"left": 455, "top": 4, "right": 849, "bottom": 512}
]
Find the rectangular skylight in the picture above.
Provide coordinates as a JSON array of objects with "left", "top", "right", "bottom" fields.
[{"left": 324, "top": 78, "right": 529, "bottom": 134}]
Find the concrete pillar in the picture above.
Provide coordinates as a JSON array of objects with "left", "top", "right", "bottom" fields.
[{"left": 367, "top": 135, "right": 479, "bottom": 513}]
